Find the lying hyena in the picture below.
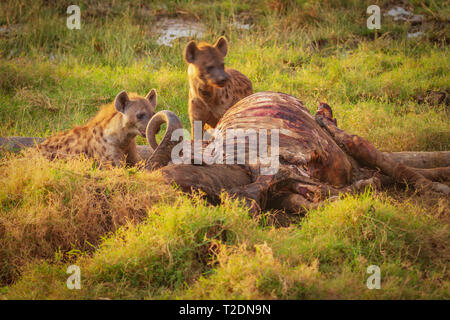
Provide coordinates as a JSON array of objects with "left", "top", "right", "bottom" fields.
[
  {"left": 184, "top": 36, "right": 253, "bottom": 138},
  {"left": 38, "top": 89, "right": 157, "bottom": 167}
]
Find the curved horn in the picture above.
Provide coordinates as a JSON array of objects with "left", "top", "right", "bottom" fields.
[
  {"left": 145, "top": 110, "right": 183, "bottom": 170},
  {"left": 147, "top": 117, "right": 162, "bottom": 151}
]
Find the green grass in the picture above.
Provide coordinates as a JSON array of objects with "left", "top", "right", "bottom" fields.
[
  {"left": 0, "top": 0, "right": 449, "bottom": 299},
  {"left": 3, "top": 191, "right": 449, "bottom": 299}
]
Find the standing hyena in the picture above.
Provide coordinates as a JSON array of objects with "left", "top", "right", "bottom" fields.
[
  {"left": 184, "top": 36, "right": 253, "bottom": 138},
  {"left": 38, "top": 89, "right": 157, "bottom": 167}
]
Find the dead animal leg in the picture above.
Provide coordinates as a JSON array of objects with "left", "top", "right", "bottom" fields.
[
  {"left": 412, "top": 167, "right": 450, "bottom": 182},
  {"left": 315, "top": 103, "right": 450, "bottom": 195},
  {"left": 226, "top": 174, "right": 284, "bottom": 215},
  {"left": 268, "top": 174, "right": 382, "bottom": 215},
  {"left": 337, "top": 176, "right": 382, "bottom": 194},
  {"left": 288, "top": 174, "right": 380, "bottom": 197},
  {"left": 268, "top": 192, "right": 319, "bottom": 214},
  {"left": 227, "top": 182, "right": 267, "bottom": 214},
  {"left": 159, "top": 164, "right": 252, "bottom": 204},
  {"left": 225, "top": 166, "right": 297, "bottom": 214}
]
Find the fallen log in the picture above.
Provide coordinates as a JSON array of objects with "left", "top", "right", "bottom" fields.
[
  {"left": 0, "top": 136, "right": 44, "bottom": 151},
  {"left": 1, "top": 136, "right": 450, "bottom": 169},
  {"left": 385, "top": 151, "right": 450, "bottom": 169}
]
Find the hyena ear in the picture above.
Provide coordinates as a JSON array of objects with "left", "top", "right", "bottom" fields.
[
  {"left": 114, "top": 90, "right": 130, "bottom": 113},
  {"left": 145, "top": 88, "right": 157, "bottom": 108},
  {"left": 184, "top": 40, "right": 198, "bottom": 63},
  {"left": 214, "top": 36, "right": 228, "bottom": 57}
]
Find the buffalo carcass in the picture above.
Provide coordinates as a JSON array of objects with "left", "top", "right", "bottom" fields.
[
  {"left": 144, "top": 91, "right": 449, "bottom": 214},
  {"left": 1, "top": 92, "right": 448, "bottom": 214}
]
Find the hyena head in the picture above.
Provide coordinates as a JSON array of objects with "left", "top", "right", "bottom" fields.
[
  {"left": 184, "top": 36, "right": 230, "bottom": 88},
  {"left": 114, "top": 89, "right": 157, "bottom": 138}
]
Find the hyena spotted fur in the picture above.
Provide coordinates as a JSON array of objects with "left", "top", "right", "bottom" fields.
[
  {"left": 184, "top": 36, "right": 253, "bottom": 138},
  {"left": 38, "top": 90, "right": 157, "bottom": 166}
]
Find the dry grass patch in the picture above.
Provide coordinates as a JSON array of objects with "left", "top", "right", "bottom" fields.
[{"left": 0, "top": 150, "right": 178, "bottom": 285}]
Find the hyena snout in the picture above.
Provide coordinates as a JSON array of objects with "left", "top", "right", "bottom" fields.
[
  {"left": 212, "top": 71, "right": 230, "bottom": 87},
  {"left": 136, "top": 111, "right": 155, "bottom": 138}
]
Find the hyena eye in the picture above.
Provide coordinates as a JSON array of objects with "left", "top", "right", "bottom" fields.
[{"left": 136, "top": 113, "right": 146, "bottom": 120}]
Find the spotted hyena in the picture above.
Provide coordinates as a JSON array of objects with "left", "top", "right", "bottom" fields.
[
  {"left": 38, "top": 89, "right": 157, "bottom": 166},
  {"left": 184, "top": 36, "right": 253, "bottom": 138}
]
